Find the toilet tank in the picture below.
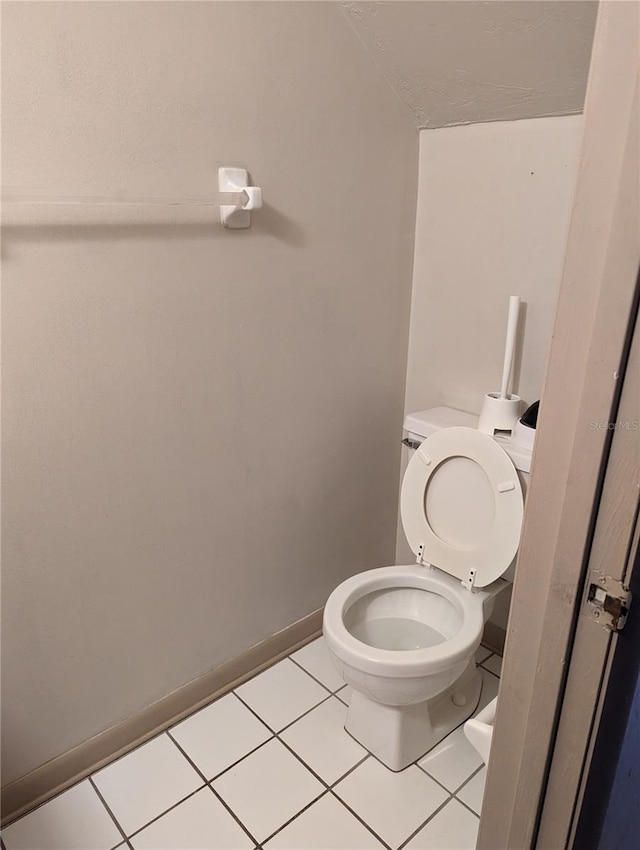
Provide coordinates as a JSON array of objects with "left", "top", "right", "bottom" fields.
[{"left": 403, "top": 406, "right": 533, "bottom": 477}]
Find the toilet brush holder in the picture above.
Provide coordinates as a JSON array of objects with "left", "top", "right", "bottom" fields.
[
  {"left": 477, "top": 392, "right": 521, "bottom": 435},
  {"left": 479, "top": 295, "right": 522, "bottom": 435}
]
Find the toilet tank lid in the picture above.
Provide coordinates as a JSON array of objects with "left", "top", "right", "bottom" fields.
[
  {"left": 404, "top": 407, "right": 479, "bottom": 437},
  {"left": 404, "top": 407, "right": 533, "bottom": 474}
]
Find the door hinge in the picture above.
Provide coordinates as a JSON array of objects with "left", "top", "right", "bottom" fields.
[{"left": 586, "top": 572, "right": 632, "bottom": 632}]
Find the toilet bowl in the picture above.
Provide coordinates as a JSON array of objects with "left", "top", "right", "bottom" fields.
[{"left": 323, "top": 409, "right": 529, "bottom": 771}]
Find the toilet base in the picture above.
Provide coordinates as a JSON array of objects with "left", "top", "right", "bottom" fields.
[{"left": 345, "top": 661, "right": 482, "bottom": 771}]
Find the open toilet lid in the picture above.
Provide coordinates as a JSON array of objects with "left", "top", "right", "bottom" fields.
[{"left": 401, "top": 427, "right": 524, "bottom": 588}]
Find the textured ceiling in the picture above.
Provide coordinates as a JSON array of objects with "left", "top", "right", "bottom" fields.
[{"left": 341, "top": 1, "right": 598, "bottom": 129}]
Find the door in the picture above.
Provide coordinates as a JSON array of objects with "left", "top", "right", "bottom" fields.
[{"left": 477, "top": 3, "right": 640, "bottom": 848}]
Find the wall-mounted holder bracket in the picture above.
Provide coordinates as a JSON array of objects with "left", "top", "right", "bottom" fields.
[{"left": 218, "top": 167, "right": 262, "bottom": 229}]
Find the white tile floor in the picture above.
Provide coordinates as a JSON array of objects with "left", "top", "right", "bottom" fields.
[{"left": 1, "top": 639, "right": 502, "bottom": 850}]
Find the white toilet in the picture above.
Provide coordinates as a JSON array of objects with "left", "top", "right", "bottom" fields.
[{"left": 323, "top": 406, "right": 531, "bottom": 771}]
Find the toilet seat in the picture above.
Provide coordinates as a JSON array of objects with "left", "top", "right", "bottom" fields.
[{"left": 401, "top": 427, "right": 523, "bottom": 588}]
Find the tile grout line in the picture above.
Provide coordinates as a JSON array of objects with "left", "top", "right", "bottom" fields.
[
  {"left": 233, "top": 690, "right": 334, "bottom": 789},
  {"left": 98, "top": 733, "right": 211, "bottom": 843},
  {"left": 326, "top": 790, "right": 395, "bottom": 850},
  {"left": 458, "top": 762, "right": 486, "bottom": 787},
  {"left": 238, "top": 688, "right": 336, "bottom": 737},
  {"left": 414, "top": 719, "right": 487, "bottom": 796},
  {"left": 454, "top": 761, "right": 486, "bottom": 795},
  {"left": 454, "top": 792, "right": 483, "bottom": 819},
  {"left": 479, "top": 655, "right": 502, "bottom": 679},
  {"left": 165, "top": 730, "right": 260, "bottom": 848},
  {"left": 452, "top": 761, "right": 487, "bottom": 818},
  {"left": 115, "top": 676, "right": 345, "bottom": 847},
  {"left": 236, "top": 652, "right": 486, "bottom": 849},
  {"left": 232, "top": 690, "right": 393, "bottom": 848},
  {"left": 87, "top": 776, "right": 129, "bottom": 846},
  {"left": 278, "top": 691, "right": 348, "bottom": 735},
  {"left": 215, "top": 736, "right": 274, "bottom": 774},
  {"left": 396, "top": 792, "right": 456, "bottom": 850},
  {"left": 323, "top": 745, "right": 416, "bottom": 850},
  {"left": 335, "top": 687, "right": 350, "bottom": 706},
  {"left": 454, "top": 763, "right": 486, "bottom": 800},
  {"left": 287, "top": 654, "right": 342, "bottom": 697},
  {"left": 328, "top": 722, "right": 471, "bottom": 848},
  {"left": 328, "top": 753, "right": 371, "bottom": 788},
  {"left": 207, "top": 737, "right": 277, "bottom": 784},
  {"left": 480, "top": 666, "right": 502, "bottom": 680},
  {"left": 258, "top": 789, "right": 331, "bottom": 847},
  {"left": 479, "top": 654, "right": 497, "bottom": 666},
  {"left": 414, "top": 762, "right": 462, "bottom": 797},
  {"left": 416, "top": 758, "right": 486, "bottom": 801},
  {"left": 207, "top": 774, "right": 263, "bottom": 849},
  {"left": 341, "top": 720, "right": 470, "bottom": 802},
  {"left": 234, "top": 690, "right": 373, "bottom": 796},
  {"left": 122, "top": 782, "right": 207, "bottom": 842},
  {"left": 103, "top": 704, "right": 308, "bottom": 844},
  {"left": 394, "top": 761, "right": 485, "bottom": 849}
]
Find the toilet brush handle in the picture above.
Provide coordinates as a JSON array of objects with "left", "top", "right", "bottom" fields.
[{"left": 499, "top": 296, "right": 521, "bottom": 400}]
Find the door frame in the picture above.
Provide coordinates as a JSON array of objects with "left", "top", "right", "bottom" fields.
[
  {"left": 536, "top": 282, "right": 639, "bottom": 849},
  {"left": 477, "top": 3, "right": 640, "bottom": 848}
]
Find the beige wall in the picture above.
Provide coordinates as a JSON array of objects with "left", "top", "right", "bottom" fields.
[
  {"left": 396, "top": 116, "right": 584, "bottom": 621},
  {"left": 1, "top": 1, "right": 417, "bottom": 784}
]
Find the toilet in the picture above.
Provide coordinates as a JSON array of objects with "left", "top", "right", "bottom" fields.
[{"left": 323, "top": 406, "right": 531, "bottom": 771}]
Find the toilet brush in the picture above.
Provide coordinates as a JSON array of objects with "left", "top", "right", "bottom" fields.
[{"left": 478, "top": 295, "right": 522, "bottom": 435}]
